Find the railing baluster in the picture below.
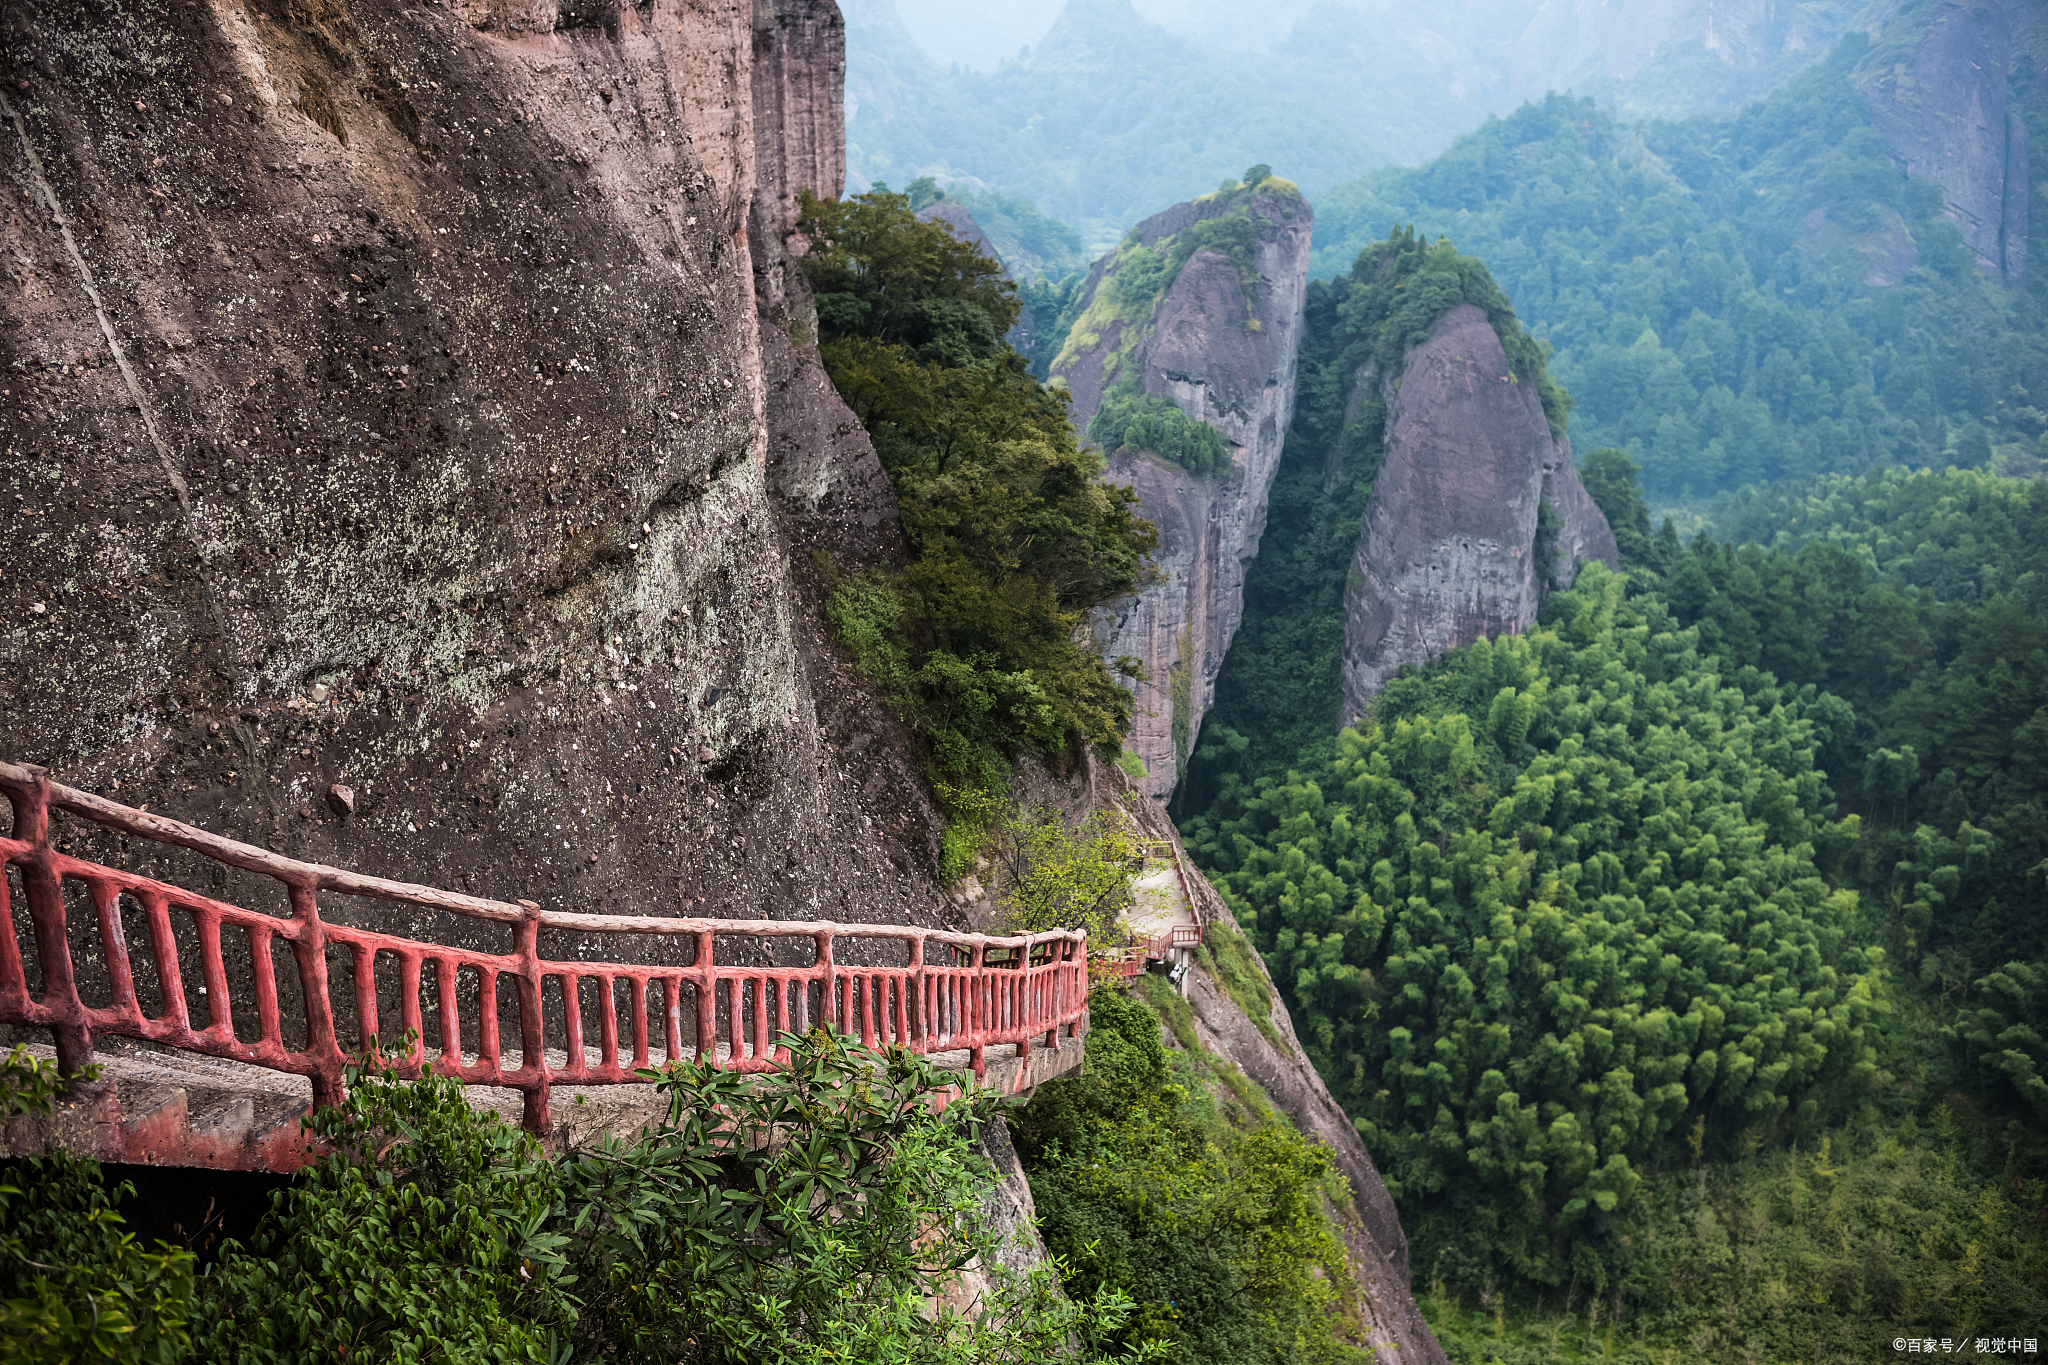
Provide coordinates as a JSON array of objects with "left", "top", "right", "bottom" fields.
[
  {"left": 435, "top": 957, "right": 462, "bottom": 1074},
  {"left": 774, "top": 973, "right": 791, "bottom": 1053},
  {"left": 91, "top": 882, "right": 139, "bottom": 1024},
  {"left": 352, "top": 944, "right": 378, "bottom": 1058},
  {"left": 185, "top": 910, "right": 228, "bottom": 1039},
  {"left": 478, "top": 966, "right": 501, "bottom": 1072},
  {"left": 598, "top": 974, "right": 619, "bottom": 1072},
  {"left": 727, "top": 974, "right": 744, "bottom": 1064},
  {"left": 630, "top": 977, "right": 650, "bottom": 1070},
  {"left": 663, "top": 977, "right": 683, "bottom": 1063},
  {"left": 141, "top": 892, "right": 189, "bottom": 1034},
  {"left": 248, "top": 924, "right": 281, "bottom": 1052},
  {"left": 562, "top": 973, "right": 584, "bottom": 1074},
  {"left": 694, "top": 930, "right": 715, "bottom": 1063},
  {"left": 398, "top": 953, "right": 425, "bottom": 1071},
  {"left": 752, "top": 975, "right": 769, "bottom": 1060}
]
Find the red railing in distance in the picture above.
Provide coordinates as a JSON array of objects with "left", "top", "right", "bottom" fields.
[{"left": 0, "top": 762, "right": 1088, "bottom": 1135}]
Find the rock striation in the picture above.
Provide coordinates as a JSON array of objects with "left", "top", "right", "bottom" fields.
[
  {"left": 1339, "top": 305, "right": 1618, "bottom": 726},
  {"left": 0, "top": 0, "right": 945, "bottom": 932},
  {"left": 1053, "top": 187, "right": 1312, "bottom": 802},
  {"left": 1855, "top": 0, "right": 2036, "bottom": 280}
]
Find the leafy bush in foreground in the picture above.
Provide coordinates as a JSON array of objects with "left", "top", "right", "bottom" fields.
[{"left": 3, "top": 1034, "right": 1161, "bottom": 1364}]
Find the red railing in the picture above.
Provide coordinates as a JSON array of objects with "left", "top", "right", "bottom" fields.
[{"left": 0, "top": 761, "right": 1088, "bottom": 1134}]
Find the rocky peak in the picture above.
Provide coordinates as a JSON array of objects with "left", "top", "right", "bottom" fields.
[
  {"left": 1340, "top": 304, "right": 1618, "bottom": 724},
  {"left": 1049, "top": 181, "right": 1313, "bottom": 801}
]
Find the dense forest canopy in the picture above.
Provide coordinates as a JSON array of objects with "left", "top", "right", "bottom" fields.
[
  {"left": 1181, "top": 541, "right": 2048, "bottom": 1351},
  {"left": 1311, "top": 35, "right": 2047, "bottom": 498}
]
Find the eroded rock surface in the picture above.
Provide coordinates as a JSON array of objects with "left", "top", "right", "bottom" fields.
[
  {"left": 1055, "top": 189, "right": 1311, "bottom": 802},
  {"left": 1856, "top": 0, "right": 2035, "bottom": 280},
  {"left": 1339, "top": 304, "right": 1617, "bottom": 725},
  {"left": 0, "top": 0, "right": 950, "bottom": 934}
]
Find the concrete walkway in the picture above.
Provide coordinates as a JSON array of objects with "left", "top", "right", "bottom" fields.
[{"left": 1120, "top": 840, "right": 1202, "bottom": 982}]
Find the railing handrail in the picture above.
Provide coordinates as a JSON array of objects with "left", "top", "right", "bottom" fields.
[
  {"left": 0, "top": 761, "right": 1089, "bottom": 1136},
  {"left": 0, "top": 760, "right": 1072, "bottom": 952}
]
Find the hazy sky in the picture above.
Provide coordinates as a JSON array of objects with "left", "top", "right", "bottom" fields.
[{"left": 891, "top": 0, "right": 1330, "bottom": 68}]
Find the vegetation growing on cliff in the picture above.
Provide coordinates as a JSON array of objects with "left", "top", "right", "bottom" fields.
[
  {"left": 1311, "top": 34, "right": 2047, "bottom": 497},
  {"left": 2, "top": 1034, "right": 1157, "bottom": 1365},
  {"left": 1088, "top": 380, "right": 1226, "bottom": 474},
  {"left": 1050, "top": 169, "right": 1300, "bottom": 387},
  {"left": 1015, "top": 986, "right": 1371, "bottom": 1365},
  {"left": 798, "top": 191, "right": 1157, "bottom": 866}
]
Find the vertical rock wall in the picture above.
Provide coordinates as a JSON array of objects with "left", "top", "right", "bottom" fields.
[
  {"left": 1339, "top": 305, "right": 1618, "bottom": 726},
  {"left": 0, "top": 0, "right": 951, "bottom": 931},
  {"left": 749, "top": 0, "right": 846, "bottom": 330},
  {"left": 1856, "top": 0, "right": 2035, "bottom": 280},
  {"left": 1054, "top": 189, "right": 1311, "bottom": 803}
]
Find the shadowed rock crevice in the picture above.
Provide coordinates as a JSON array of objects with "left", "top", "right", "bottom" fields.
[{"left": 1053, "top": 184, "right": 1313, "bottom": 802}]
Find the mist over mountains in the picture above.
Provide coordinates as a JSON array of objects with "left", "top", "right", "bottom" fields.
[{"left": 846, "top": 0, "right": 1873, "bottom": 249}]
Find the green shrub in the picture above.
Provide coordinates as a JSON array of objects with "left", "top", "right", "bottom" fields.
[
  {"left": 194, "top": 1061, "right": 572, "bottom": 1363},
  {"left": 1089, "top": 380, "right": 1227, "bottom": 474},
  {"left": 0, "top": 1156, "right": 195, "bottom": 1364},
  {"left": 801, "top": 194, "right": 1158, "bottom": 848},
  {"left": 7, "top": 1035, "right": 1167, "bottom": 1364},
  {"left": 1015, "top": 988, "right": 1370, "bottom": 1365}
]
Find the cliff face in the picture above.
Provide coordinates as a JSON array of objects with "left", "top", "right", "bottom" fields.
[
  {"left": 1855, "top": 0, "right": 2035, "bottom": 280},
  {"left": 1339, "top": 304, "right": 1618, "bottom": 725},
  {"left": 1053, "top": 188, "right": 1311, "bottom": 802},
  {"left": 0, "top": 0, "right": 952, "bottom": 930}
]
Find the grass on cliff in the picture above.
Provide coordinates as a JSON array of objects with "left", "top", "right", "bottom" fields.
[
  {"left": 1013, "top": 985, "right": 1373, "bottom": 1365},
  {"left": 798, "top": 189, "right": 1158, "bottom": 871},
  {"left": 1049, "top": 165, "right": 1303, "bottom": 382}
]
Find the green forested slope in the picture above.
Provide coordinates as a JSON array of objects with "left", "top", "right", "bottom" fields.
[
  {"left": 1178, "top": 559, "right": 2048, "bottom": 1354},
  {"left": 1176, "top": 444, "right": 2048, "bottom": 1353},
  {"left": 1183, "top": 569, "right": 1883, "bottom": 1272},
  {"left": 1311, "top": 35, "right": 2047, "bottom": 497},
  {"left": 1651, "top": 469, "right": 2048, "bottom": 1118}
]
